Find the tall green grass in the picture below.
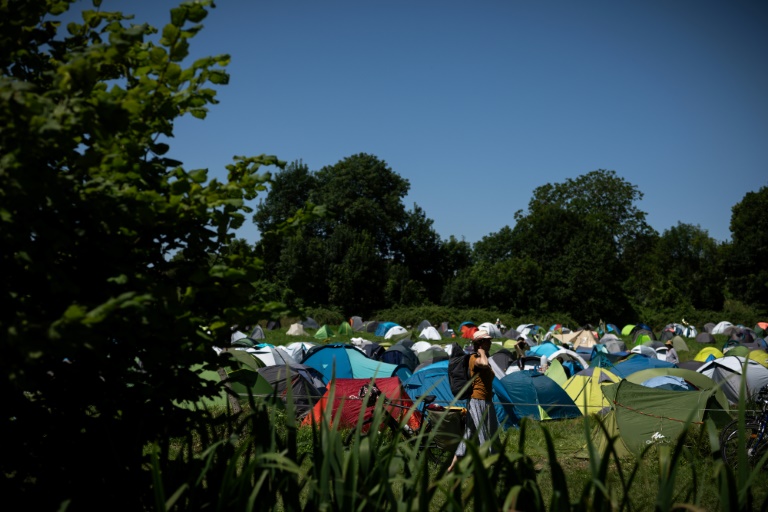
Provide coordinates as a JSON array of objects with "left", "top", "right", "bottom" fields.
[{"left": 151, "top": 386, "right": 767, "bottom": 511}]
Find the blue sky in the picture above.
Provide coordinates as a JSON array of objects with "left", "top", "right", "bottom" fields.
[{"left": 64, "top": 0, "right": 767, "bottom": 245}]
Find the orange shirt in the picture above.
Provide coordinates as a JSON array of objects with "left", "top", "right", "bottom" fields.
[{"left": 469, "top": 354, "right": 494, "bottom": 401}]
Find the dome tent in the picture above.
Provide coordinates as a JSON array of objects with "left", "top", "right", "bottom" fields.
[{"left": 302, "top": 344, "right": 411, "bottom": 382}]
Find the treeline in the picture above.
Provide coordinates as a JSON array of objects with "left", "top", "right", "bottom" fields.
[{"left": 247, "top": 156, "right": 768, "bottom": 329}]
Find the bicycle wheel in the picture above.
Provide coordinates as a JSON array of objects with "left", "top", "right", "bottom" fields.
[{"left": 721, "top": 421, "right": 768, "bottom": 471}]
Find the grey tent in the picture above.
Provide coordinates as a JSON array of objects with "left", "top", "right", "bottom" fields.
[
  {"left": 695, "top": 332, "right": 716, "bottom": 344},
  {"left": 249, "top": 324, "right": 266, "bottom": 340},
  {"left": 416, "top": 319, "right": 432, "bottom": 332},
  {"left": 256, "top": 364, "right": 326, "bottom": 418},
  {"left": 302, "top": 317, "right": 319, "bottom": 330},
  {"left": 350, "top": 316, "right": 364, "bottom": 331}
]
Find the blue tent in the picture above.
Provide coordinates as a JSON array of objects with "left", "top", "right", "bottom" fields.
[
  {"left": 641, "top": 375, "right": 696, "bottom": 391},
  {"left": 401, "top": 360, "right": 461, "bottom": 407},
  {"left": 493, "top": 370, "right": 581, "bottom": 428},
  {"left": 303, "top": 344, "right": 411, "bottom": 382},
  {"left": 610, "top": 355, "right": 676, "bottom": 378},
  {"left": 527, "top": 341, "right": 560, "bottom": 358},
  {"left": 375, "top": 321, "right": 400, "bottom": 337}
]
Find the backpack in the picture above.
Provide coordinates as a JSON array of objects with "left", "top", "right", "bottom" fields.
[{"left": 448, "top": 342, "right": 474, "bottom": 399}]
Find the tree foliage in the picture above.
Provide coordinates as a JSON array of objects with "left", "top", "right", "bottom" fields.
[
  {"left": 726, "top": 186, "right": 768, "bottom": 310},
  {"left": 255, "top": 154, "right": 451, "bottom": 315},
  {"left": 0, "top": 1, "right": 285, "bottom": 506}
]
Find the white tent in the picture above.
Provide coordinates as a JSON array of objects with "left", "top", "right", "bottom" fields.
[
  {"left": 384, "top": 325, "right": 409, "bottom": 339},
  {"left": 283, "top": 341, "right": 317, "bottom": 361},
  {"left": 697, "top": 355, "right": 768, "bottom": 404},
  {"left": 630, "top": 345, "right": 657, "bottom": 358},
  {"left": 231, "top": 330, "right": 248, "bottom": 343},
  {"left": 549, "top": 348, "right": 589, "bottom": 372},
  {"left": 711, "top": 321, "right": 734, "bottom": 335},
  {"left": 286, "top": 323, "right": 309, "bottom": 336},
  {"left": 478, "top": 322, "right": 503, "bottom": 338},
  {"left": 418, "top": 326, "right": 442, "bottom": 341},
  {"left": 411, "top": 340, "right": 434, "bottom": 353},
  {"left": 246, "top": 345, "right": 299, "bottom": 367}
]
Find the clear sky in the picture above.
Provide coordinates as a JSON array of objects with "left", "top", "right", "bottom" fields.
[{"left": 64, "top": 0, "right": 768, "bottom": 246}]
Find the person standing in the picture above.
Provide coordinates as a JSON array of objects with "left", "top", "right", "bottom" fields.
[
  {"left": 665, "top": 339, "right": 679, "bottom": 365},
  {"left": 447, "top": 329, "right": 499, "bottom": 472}
]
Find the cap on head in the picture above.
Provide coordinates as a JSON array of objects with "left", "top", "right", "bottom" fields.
[
  {"left": 665, "top": 340, "right": 673, "bottom": 346},
  {"left": 473, "top": 329, "right": 492, "bottom": 342}
]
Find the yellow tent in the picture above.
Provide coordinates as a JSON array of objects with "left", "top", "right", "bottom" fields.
[
  {"left": 544, "top": 358, "right": 569, "bottom": 387},
  {"left": 749, "top": 349, "right": 768, "bottom": 368},
  {"left": 694, "top": 346, "right": 724, "bottom": 362},
  {"left": 563, "top": 367, "right": 621, "bottom": 417}
]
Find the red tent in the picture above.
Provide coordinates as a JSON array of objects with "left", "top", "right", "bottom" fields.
[
  {"left": 301, "top": 377, "right": 420, "bottom": 432},
  {"left": 461, "top": 324, "right": 478, "bottom": 339}
]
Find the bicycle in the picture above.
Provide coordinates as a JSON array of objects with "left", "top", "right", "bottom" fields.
[
  {"left": 720, "top": 386, "right": 768, "bottom": 471},
  {"left": 343, "top": 383, "right": 465, "bottom": 468}
]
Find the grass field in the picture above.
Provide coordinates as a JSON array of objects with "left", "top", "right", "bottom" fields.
[{"left": 187, "top": 326, "right": 768, "bottom": 510}]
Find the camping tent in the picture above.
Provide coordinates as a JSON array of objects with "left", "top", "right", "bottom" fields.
[
  {"left": 478, "top": 322, "right": 503, "bottom": 338},
  {"left": 303, "top": 344, "right": 411, "bottom": 382},
  {"left": 569, "top": 330, "right": 599, "bottom": 351},
  {"left": 417, "top": 346, "right": 449, "bottom": 365},
  {"left": 384, "top": 325, "right": 409, "bottom": 339},
  {"left": 694, "top": 346, "right": 724, "bottom": 362},
  {"left": 283, "top": 341, "right": 318, "bottom": 363},
  {"left": 621, "top": 324, "right": 636, "bottom": 336},
  {"left": 610, "top": 354, "right": 677, "bottom": 378},
  {"left": 410, "top": 340, "right": 434, "bottom": 353},
  {"left": 695, "top": 332, "right": 716, "bottom": 344},
  {"left": 418, "top": 326, "right": 442, "bottom": 341},
  {"left": 630, "top": 345, "right": 657, "bottom": 358},
  {"left": 301, "top": 377, "right": 419, "bottom": 431},
  {"left": 669, "top": 335, "right": 689, "bottom": 352},
  {"left": 246, "top": 344, "right": 299, "bottom": 367},
  {"left": 711, "top": 321, "right": 734, "bottom": 335},
  {"left": 459, "top": 321, "right": 479, "bottom": 339},
  {"left": 696, "top": 355, "right": 768, "bottom": 403},
  {"left": 257, "top": 364, "right": 326, "bottom": 418},
  {"left": 314, "top": 325, "right": 335, "bottom": 340},
  {"left": 286, "top": 323, "right": 309, "bottom": 336},
  {"left": 563, "top": 366, "right": 621, "bottom": 416},
  {"left": 749, "top": 350, "right": 768, "bottom": 368},
  {"left": 494, "top": 370, "right": 582, "bottom": 428},
  {"left": 337, "top": 321, "right": 353, "bottom": 336},
  {"left": 381, "top": 342, "right": 420, "bottom": 372},
  {"left": 375, "top": 322, "right": 399, "bottom": 337},
  {"left": 249, "top": 324, "right": 266, "bottom": 340},
  {"left": 593, "top": 379, "right": 732, "bottom": 457},
  {"left": 350, "top": 316, "right": 364, "bottom": 331},
  {"left": 402, "top": 360, "right": 456, "bottom": 407},
  {"left": 302, "top": 317, "right": 320, "bottom": 329}
]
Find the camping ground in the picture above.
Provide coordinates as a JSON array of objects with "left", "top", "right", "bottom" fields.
[{"left": 188, "top": 323, "right": 768, "bottom": 510}]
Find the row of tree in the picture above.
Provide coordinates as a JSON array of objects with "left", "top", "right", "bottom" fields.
[{"left": 251, "top": 158, "right": 768, "bottom": 325}]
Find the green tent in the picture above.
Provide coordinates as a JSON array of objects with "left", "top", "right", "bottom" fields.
[
  {"left": 621, "top": 324, "right": 636, "bottom": 336},
  {"left": 337, "top": 321, "right": 353, "bottom": 335},
  {"left": 592, "top": 379, "right": 731, "bottom": 458},
  {"left": 314, "top": 324, "right": 335, "bottom": 340}
]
